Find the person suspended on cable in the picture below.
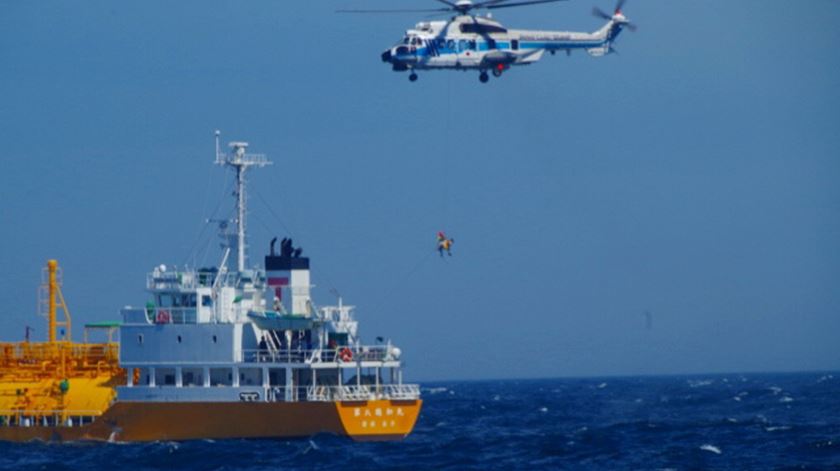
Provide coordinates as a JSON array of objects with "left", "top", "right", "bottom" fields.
[{"left": 437, "top": 231, "right": 454, "bottom": 257}]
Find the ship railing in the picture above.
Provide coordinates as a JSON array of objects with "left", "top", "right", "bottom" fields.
[
  {"left": 305, "top": 384, "right": 421, "bottom": 402},
  {"left": 241, "top": 349, "right": 319, "bottom": 364},
  {"left": 148, "top": 307, "right": 198, "bottom": 325},
  {"left": 0, "top": 342, "right": 119, "bottom": 369},
  {"left": 240, "top": 346, "right": 396, "bottom": 364},
  {"left": 380, "top": 384, "right": 422, "bottom": 400},
  {"left": 0, "top": 409, "right": 102, "bottom": 428},
  {"left": 146, "top": 270, "right": 199, "bottom": 290},
  {"left": 306, "top": 385, "right": 372, "bottom": 401},
  {"left": 146, "top": 270, "right": 252, "bottom": 290}
]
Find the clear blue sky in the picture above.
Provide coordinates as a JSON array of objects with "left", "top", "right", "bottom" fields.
[{"left": 1, "top": 0, "right": 838, "bottom": 381}]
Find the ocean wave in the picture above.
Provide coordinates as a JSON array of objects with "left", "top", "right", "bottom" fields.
[
  {"left": 0, "top": 373, "right": 836, "bottom": 469},
  {"left": 687, "top": 379, "right": 714, "bottom": 388}
]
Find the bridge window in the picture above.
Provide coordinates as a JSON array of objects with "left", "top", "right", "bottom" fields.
[
  {"left": 210, "top": 368, "right": 233, "bottom": 386},
  {"left": 138, "top": 368, "right": 152, "bottom": 385},
  {"left": 268, "top": 368, "right": 286, "bottom": 386},
  {"left": 240, "top": 368, "right": 263, "bottom": 386},
  {"left": 182, "top": 367, "right": 204, "bottom": 387},
  {"left": 512, "top": 39, "right": 519, "bottom": 50},
  {"left": 156, "top": 367, "right": 176, "bottom": 386}
]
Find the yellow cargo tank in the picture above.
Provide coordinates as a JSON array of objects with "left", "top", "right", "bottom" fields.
[{"left": 0, "top": 260, "right": 124, "bottom": 434}]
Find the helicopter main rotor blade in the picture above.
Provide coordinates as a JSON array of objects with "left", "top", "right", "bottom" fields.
[
  {"left": 470, "top": 0, "right": 510, "bottom": 8},
  {"left": 432, "top": 0, "right": 459, "bottom": 8},
  {"left": 483, "top": 0, "right": 569, "bottom": 10},
  {"left": 337, "top": 8, "right": 452, "bottom": 13},
  {"left": 592, "top": 6, "right": 612, "bottom": 20}
]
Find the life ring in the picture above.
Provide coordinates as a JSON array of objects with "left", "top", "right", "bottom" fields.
[
  {"left": 156, "top": 310, "right": 171, "bottom": 324},
  {"left": 339, "top": 347, "right": 353, "bottom": 362}
]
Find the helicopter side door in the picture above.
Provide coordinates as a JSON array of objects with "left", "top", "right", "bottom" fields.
[{"left": 456, "top": 36, "right": 480, "bottom": 68}]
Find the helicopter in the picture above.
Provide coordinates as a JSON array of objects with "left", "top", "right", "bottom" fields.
[{"left": 339, "top": 0, "right": 636, "bottom": 83}]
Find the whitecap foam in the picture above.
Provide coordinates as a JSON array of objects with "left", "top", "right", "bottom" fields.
[
  {"left": 597, "top": 382, "right": 607, "bottom": 389},
  {"left": 700, "top": 444, "right": 722, "bottom": 455},
  {"left": 768, "top": 386, "right": 782, "bottom": 395},
  {"left": 765, "top": 426, "right": 791, "bottom": 432},
  {"left": 779, "top": 396, "right": 794, "bottom": 403},
  {"left": 424, "top": 387, "right": 447, "bottom": 394},
  {"left": 538, "top": 407, "right": 548, "bottom": 413},
  {"left": 688, "top": 379, "right": 714, "bottom": 388}
]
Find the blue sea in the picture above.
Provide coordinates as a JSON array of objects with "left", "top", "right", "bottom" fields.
[{"left": 2, "top": 372, "right": 838, "bottom": 470}]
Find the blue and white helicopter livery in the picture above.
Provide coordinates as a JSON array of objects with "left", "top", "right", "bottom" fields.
[{"left": 340, "top": 0, "right": 636, "bottom": 83}]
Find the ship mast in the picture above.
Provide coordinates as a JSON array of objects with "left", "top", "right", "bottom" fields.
[{"left": 214, "top": 130, "right": 271, "bottom": 272}]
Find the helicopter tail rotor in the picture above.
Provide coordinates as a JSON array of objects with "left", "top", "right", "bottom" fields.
[{"left": 593, "top": 0, "right": 637, "bottom": 32}]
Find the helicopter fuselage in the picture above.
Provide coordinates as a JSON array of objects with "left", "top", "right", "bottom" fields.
[{"left": 381, "top": 15, "right": 627, "bottom": 81}]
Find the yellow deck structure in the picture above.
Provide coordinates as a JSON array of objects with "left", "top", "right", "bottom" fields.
[{"left": 0, "top": 260, "right": 124, "bottom": 427}]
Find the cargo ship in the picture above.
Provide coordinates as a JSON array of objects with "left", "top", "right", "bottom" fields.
[{"left": 0, "top": 133, "right": 422, "bottom": 442}]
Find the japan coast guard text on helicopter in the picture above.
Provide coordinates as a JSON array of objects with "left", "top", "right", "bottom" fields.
[{"left": 340, "top": 0, "right": 637, "bottom": 83}]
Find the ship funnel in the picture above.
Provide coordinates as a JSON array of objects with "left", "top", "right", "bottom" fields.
[{"left": 265, "top": 238, "right": 311, "bottom": 317}]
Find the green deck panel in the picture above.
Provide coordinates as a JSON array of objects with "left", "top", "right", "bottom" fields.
[{"left": 84, "top": 321, "right": 122, "bottom": 329}]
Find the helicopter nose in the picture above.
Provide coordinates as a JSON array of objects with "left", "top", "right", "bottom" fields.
[{"left": 381, "top": 49, "right": 393, "bottom": 63}]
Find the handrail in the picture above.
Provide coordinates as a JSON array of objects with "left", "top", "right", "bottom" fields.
[
  {"left": 305, "top": 384, "right": 420, "bottom": 402},
  {"left": 241, "top": 345, "right": 398, "bottom": 364},
  {"left": 0, "top": 410, "right": 102, "bottom": 428},
  {"left": 148, "top": 307, "right": 198, "bottom": 324},
  {"left": 0, "top": 409, "right": 102, "bottom": 416}
]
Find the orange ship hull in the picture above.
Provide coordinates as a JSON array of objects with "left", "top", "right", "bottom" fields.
[{"left": 0, "top": 399, "right": 421, "bottom": 443}]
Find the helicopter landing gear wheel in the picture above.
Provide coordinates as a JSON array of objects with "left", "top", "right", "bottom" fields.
[
  {"left": 479, "top": 72, "right": 489, "bottom": 83},
  {"left": 409, "top": 72, "right": 418, "bottom": 82}
]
